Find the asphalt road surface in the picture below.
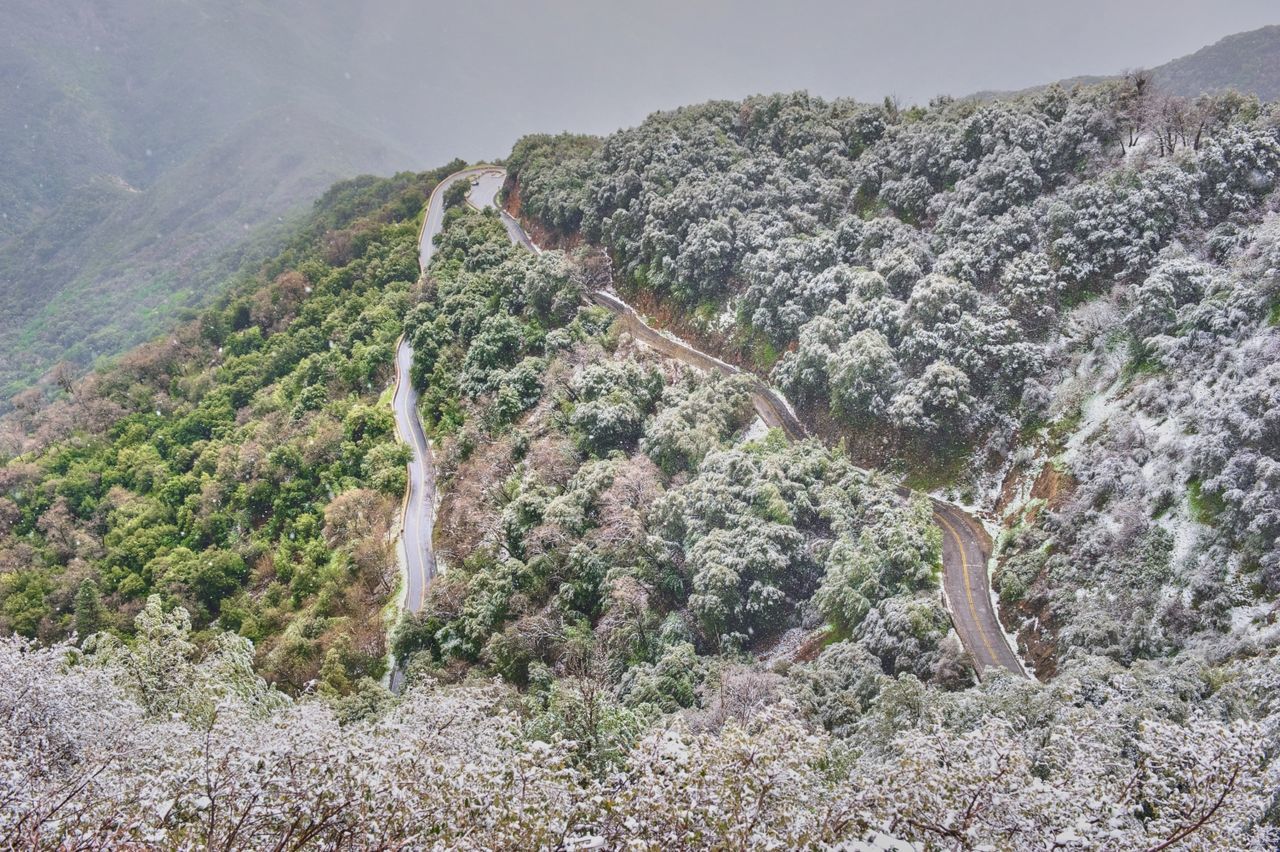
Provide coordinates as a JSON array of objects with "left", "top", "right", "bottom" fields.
[
  {"left": 390, "top": 167, "right": 502, "bottom": 690},
  {"left": 391, "top": 336, "right": 435, "bottom": 614},
  {"left": 465, "top": 169, "right": 505, "bottom": 213},
  {"left": 931, "top": 499, "right": 1025, "bottom": 674}
]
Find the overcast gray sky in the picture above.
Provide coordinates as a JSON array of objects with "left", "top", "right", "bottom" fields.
[{"left": 333, "top": 0, "right": 1279, "bottom": 166}]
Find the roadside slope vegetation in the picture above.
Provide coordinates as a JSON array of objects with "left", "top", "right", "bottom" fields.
[
  {"left": 506, "top": 80, "right": 1280, "bottom": 675},
  {"left": 5, "top": 200, "right": 1279, "bottom": 847},
  {"left": 0, "top": 162, "right": 465, "bottom": 691}
]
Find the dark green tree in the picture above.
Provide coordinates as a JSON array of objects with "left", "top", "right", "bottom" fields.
[
  {"left": 73, "top": 578, "right": 106, "bottom": 641},
  {"left": 443, "top": 179, "right": 470, "bottom": 209}
]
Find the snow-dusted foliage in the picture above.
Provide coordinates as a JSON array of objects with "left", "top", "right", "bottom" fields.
[
  {"left": 989, "top": 207, "right": 1280, "bottom": 666},
  {"left": 6, "top": 72, "right": 1280, "bottom": 848},
  {"left": 641, "top": 371, "right": 755, "bottom": 473},
  {"left": 386, "top": 207, "right": 974, "bottom": 736},
  {"left": 511, "top": 85, "right": 1278, "bottom": 461},
  {"left": 4, "top": 619, "right": 1278, "bottom": 849},
  {"left": 1193, "top": 359, "right": 1280, "bottom": 583},
  {"left": 511, "top": 82, "right": 1280, "bottom": 675}
]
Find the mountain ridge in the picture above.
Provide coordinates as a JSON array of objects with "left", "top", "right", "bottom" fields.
[{"left": 969, "top": 23, "right": 1280, "bottom": 101}]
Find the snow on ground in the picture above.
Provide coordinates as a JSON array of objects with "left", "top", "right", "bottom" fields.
[
  {"left": 1062, "top": 375, "right": 1127, "bottom": 465},
  {"left": 768, "top": 383, "right": 803, "bottom": 421},
  {"left": 1206, "top": 597, "right": 1280, "bottom": 652},
  {"left": 1122, "top": 131, "right": 1156, "bottom": 162},
  {"left": 652, "top": 326, "right": 740, "bottom": 374},
  {"left": 1001, "top": 445, "right": 1050, "bottom": 512},
  {"left": 756, "top": 627, "right": 812, "bottom": 666},
  {"left": 739, "top": 416, "right": 770, "bottom": 444},
  {"left": 711, "top": 298, "right": 741, "bottom": 334},
  {"left": 1156, "top": 507, "right": 1206, "bottom": 568}
]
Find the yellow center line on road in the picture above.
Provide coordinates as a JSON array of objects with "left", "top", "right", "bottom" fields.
[{"left": 935, "top": 509, "right": 1001, "bottom": 668}]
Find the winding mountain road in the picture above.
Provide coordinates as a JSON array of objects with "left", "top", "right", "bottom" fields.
[
  {"left": 392, "top": 165, "right": 1026, "bottom": 682},
  {"left": 932, "top": 499, "right": 1024, "bottom": 675},
  {"left": 499, "top": 179, "right": 1023, "bottom": 679},
  {"left": 589, "top": 290, "right": 1024, "bottom": 677},
  {"left": 390, "top": 166, "right": 503, "bottom": 689}
]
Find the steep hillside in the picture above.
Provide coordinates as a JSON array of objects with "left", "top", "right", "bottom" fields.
[
  {"left": 0, "top": 162, "right": 464, "bottom": 690},
  {"left": 2, "top": 144, "right": 1278, "bottom": 846},
  {"left": 508, "top": 82, "right": 1280, "bottom": 676},
  {"left": 3, "top": 59, "right": 1280, "bottom": 846},
  {"left": 393, "top": 206, "right": 964, "bottom": 696}
]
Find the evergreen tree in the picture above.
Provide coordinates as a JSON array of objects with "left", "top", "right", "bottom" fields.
[
  {"left": 318, "top": 647, "right": 352, "bottom": 697},
  {"left": 73, "top": 578, "right": 105, "bottom": 642}
]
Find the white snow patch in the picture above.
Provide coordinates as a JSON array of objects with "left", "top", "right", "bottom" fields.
[
  {"left": 739, "top": 416, "right": 770, "bottom": 444},
  {"left": 1154, "top": 504, "right": 1207, "bottom": 569},
  {"left": 757, "top": 627, "right": 812, "bottom": 666},
  {"left": 1062, "top": 376, "right": 1127, "bottom": 464},
  {"left": 711, "top": 298, "right": 741, "bottom": 334},
  {"left": 1230, "top": 602, "right": 1271, "bottom": 633},
  {"left": 1122, "top": 131, "right": 1156, "bottom": 161},
  {"left": 1222, "top": 601, "right": 1280, "bottom": 648}
]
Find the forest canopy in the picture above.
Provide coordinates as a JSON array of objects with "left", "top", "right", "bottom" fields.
[{"left": 4, "top": 73, "right": 1280, "bottom": 847}]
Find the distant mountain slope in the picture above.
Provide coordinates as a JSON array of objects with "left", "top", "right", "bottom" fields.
[
  {"left": 971, "top": 24, "right": 1280, "bottom": 102},
  {"left": 0, "top": 108, "right": 400, "bottom": 399},
  {"left": 0, "top": 164, "right": 462, "bottom": 687},
  {"left": 1152, "top": 24, "right": 1280, "bottom": 100},
  {"left": 0, "top": 0, "right": 418, "bottom": 403}
]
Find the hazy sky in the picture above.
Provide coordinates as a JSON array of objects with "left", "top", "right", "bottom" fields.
[{"left": 332, "top": 0, "right": 1279, "bottom": 166}]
